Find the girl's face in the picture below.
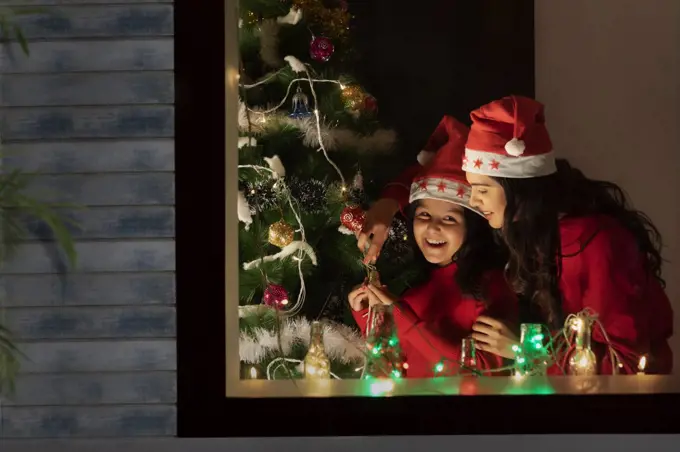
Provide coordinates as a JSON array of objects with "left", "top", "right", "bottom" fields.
[
  {"left": 466, "top": 173, "right": 507, "bottom": 229},
  {"left": 412, "top": 199, "right": 467, "bottom": 266}
]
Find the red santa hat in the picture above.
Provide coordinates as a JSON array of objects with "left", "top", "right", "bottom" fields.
[
  {"left": 462, "top": 95, "right": 557, "bottom": 178},
  {"left": 408, "top": 115, "right": 482, "bottom": 215}
]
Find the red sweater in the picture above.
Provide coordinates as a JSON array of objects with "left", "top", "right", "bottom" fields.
[
  {"left": 352, "top": 263, "right": 517, "bottom": 378},
  {"left": 552, "top": 215, "right": 673, "bottom": 375}
]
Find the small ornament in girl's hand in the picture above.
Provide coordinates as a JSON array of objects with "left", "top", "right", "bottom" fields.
[
  {"left": 366, "top": 267, "right": 381, "bottom": 287},
  {"left": 268, "top": 219, "right": 295, "bottom": 248},
  {"left": 340, "top": 205, "right": 365, "bottom": 233},
  {"left": 310, "top": 36, "right": 334, "bottom": 62},
  {"left": 263, "top": 283, "right": 289, "bottom": 309}
]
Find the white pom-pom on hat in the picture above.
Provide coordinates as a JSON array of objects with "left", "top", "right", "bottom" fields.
[{"left": 504, "top": 137, "right": 526, "bottom": 156}]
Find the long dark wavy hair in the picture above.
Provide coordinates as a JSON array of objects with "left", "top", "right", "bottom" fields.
[
  {"left": 494, "top": 158, "right": 665, "bottom": 328},
  {"left": 407, "top": 201, "right": 508, "bottom": 301}
]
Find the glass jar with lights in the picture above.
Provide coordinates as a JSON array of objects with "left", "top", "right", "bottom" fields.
[{"left": 363, "top": 304, "right": 406, "bottom": 379}]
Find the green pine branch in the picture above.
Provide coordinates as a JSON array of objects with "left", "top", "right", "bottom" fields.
[
  {"left": 0, "top": 12, "right": 78, "bottom": 396},
  {"left": 236, "top": 0, "right": 426, "bottom": 372}
]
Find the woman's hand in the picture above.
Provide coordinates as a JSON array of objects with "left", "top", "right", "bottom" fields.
[
  {"left": 357, "top": 198, "right": 400, "bottom": 264},
  {"left": 471, "top": 316, "right": 519, "bottom": 359}
]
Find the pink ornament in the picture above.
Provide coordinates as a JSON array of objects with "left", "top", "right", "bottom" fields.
[
  {"left": 263, "top": 284, "right": 289, "bottom": 309},
  {"left": 310, "top": 36, "right": 335, "bottom": 62},
  {"left": 340, "top": 205, "right": 366, "bottom": 233}
]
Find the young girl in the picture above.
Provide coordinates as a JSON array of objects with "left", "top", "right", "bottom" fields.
[
  {"left": 349, "top": 116, "right": 517, "bottom": 378},
  {"left": 462, "top": 95, "right": 673, "bottom": 374}
]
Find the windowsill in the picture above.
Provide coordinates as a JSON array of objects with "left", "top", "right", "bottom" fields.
[{"left": 226, "top": 374, "right": 680, "bottom": 398}]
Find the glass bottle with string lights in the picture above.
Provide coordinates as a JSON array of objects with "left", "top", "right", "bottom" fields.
[
  {"left": 459, "top": 337, "right": 478, "bottom": 376},
  {"left": 513, "top": 323, "right": 550, "bottom": 377},
  {"left": 304, "top": 321, "right": 331, "bottom": 379},
  {"left": 567, "top": 315, "right": 598, "bottom": 376},
  {"left": 363, "top": 303, "right": 407, "bottom": 379}
]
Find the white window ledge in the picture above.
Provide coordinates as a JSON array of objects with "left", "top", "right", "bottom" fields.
[{"left": 226, "top": 374, "right": 680, "bottom": 398}]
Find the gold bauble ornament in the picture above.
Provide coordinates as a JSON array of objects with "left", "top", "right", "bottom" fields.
[
  {"left": 291, "top": 0, "right": 350, "bottom": 43},
  {"left": 268, "top": 220, "right": 295, "bottom": 248},
  {"left": 341, "top": 85, "right": 366, "bottom": 111}
]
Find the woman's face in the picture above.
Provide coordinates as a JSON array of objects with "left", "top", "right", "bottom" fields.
[
  {"left": 466, "top": 173, "right": 507, "bottom": 229},
  {"left": 412, "top": 199, "right": 467, "bottom": 266}
]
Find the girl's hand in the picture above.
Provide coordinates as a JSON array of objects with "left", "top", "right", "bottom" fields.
[
  {"left": 347, "top": 284, "right": 369, "bottom": 312},
  {"left": 365, "top": 284, "right": 398, "bottom": 307},
  {"left": 471, "top": 316, "right": 519, "bottom": 359},
  {"left": 357, "top": 198, "right": 400, "bottom": 264}
]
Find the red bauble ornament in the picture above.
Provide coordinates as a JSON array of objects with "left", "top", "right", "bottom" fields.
[
  {"left": 340, "top": 205, "right": 365, "bottom": 233},
  {"left": 263, "top": 284, "right": 289, "bottom": 309},
  {"left": 310, "top": 36, "right": 335, "bottom": 62},
  {"left": 363, "top": 95, "right": 378, "bottom": 113}
]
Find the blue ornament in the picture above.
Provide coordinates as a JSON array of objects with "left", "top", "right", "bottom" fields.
[{"left": 289, "top": 85, "right": 313, "bottom": 119}]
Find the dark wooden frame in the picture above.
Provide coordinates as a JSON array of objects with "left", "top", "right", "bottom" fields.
[{"left": 175, "top": 0, "right": 679, "bottom": 437}]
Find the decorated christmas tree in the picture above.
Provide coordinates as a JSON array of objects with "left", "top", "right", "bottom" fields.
[{"left": 237, "top": 0, "right": 424, "bottom": 379}]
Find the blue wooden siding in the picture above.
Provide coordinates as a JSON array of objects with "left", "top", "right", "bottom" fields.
[{"left": 0, "top": 0, "right": 175, "bottom": 439}]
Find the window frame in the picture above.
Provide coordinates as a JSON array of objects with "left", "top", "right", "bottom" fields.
[{"left": 175, "top": 0, "right": 680, "bottom": 438}]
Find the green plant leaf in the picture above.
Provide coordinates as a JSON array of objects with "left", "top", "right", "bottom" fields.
[{"left": 13, "top": 23, "right": 28, "bottom": 56}]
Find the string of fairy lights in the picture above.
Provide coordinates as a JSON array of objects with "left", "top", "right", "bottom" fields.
[
  {"left": 238, "top": 64, "right": 647, "bottom": 381},
  {"left": 236, "top": 6, "right": 648, "bottom": 384},
  {"left": 247, "top": 301, "right": 647, "bottom": 381}
]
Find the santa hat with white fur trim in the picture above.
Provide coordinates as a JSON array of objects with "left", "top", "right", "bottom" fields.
[
  {"left": 409, "top": 116, "right": 483, "bottom": 216},
  {"left": 462, "top": 95, "right": 557, "bottom": 178}
]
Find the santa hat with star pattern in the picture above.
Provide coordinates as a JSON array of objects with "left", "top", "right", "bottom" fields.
[
  {"left": 462, "top": 95, "right": 557, "bottom": 178},
  {"left": 408, "top": 115, "right": 483, "bottom": 216}
]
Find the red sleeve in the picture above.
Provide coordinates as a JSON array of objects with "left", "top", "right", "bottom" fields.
[
  {"left": 379, "top": 164, "right": 421, "bottom": 214},
  {"left": 576, "top": 228, "right": 673, "bottom": 374},
  {"left": 393, "top": 272, "right": 517, "bottom": 376}
]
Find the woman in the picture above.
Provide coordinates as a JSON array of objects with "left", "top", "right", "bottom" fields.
[
  {"left": 462, "top": 95, "right": 673, "bottom": 374},
  {"left": 349, "top": 116, "right": 516, "bottom": 378}
]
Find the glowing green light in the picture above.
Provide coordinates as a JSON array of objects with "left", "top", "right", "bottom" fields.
[
  {"left": 512, "top": 344, "right": 520, "bottom": 352},
  {"left": 371, "top": 347, "right": 380, "bottom": 355},
  {"left": 532, "top": 334, "right": 544, "bottom": 342},
  {"left": 517, "top": 357, "right": 525, "bottom": 364},
  {"left": 388, "top": 337, "right": 398, "bottom": 346},
  {"left": 434, "top": 362, "right": 445, "bottom": 373},
  {"left": 535, "top": 343, "right": 543, "bottom": 349},
  {"left": 392, "top": 370, "right": 401, "bottom": 378}
]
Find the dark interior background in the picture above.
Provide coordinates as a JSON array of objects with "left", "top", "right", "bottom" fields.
[{"left": 347, "top": 0, "right": 534, "bottom": 158}]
